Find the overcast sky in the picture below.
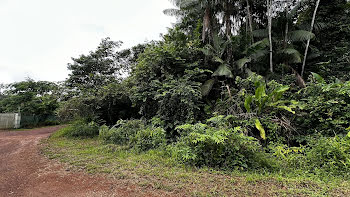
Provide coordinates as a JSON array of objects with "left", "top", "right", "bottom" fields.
[{"left": 0, "top": 0, "right": 176, "bottom": 84}]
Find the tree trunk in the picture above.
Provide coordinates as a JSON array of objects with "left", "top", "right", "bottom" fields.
[
  {"left": 291, "top": 67, "right": 306, "bottom": 88},
  {"left": 225, "top": 13, "right": 232, "bottom": 38},
  {"left": 284, "top": 2, "right": 289, "bottom": 48},
  {"left": 267, "top": 0, "right": 273, "bottom": 73},
  {"left": 301, "top": 0, "right": 321, "bottom": 77},
  {"left": 246, "top": 0, "right": 254, "bottom": 44},
  {"left": 224, "top": 2, "right": 232, "bottom": 38},
  {"left": 224, "top": 2, "right": 233, "bottom": 63},
  {"left": 202, "top": 6, "right": 211, "bottom": 42}
]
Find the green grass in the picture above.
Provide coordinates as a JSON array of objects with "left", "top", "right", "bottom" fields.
[
  {"left": 41, "top": 130, "right": 350, "bottom": 196},
  {"left": 1, "top": 125, "right": 60, "bottom": 132}
]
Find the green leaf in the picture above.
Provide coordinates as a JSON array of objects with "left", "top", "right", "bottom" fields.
[
  {"left": 270, "top": 85, "right": 290, "bottom": 101},
  {"left": 255, "top": 119, "right": 266, "bottom": 140},
  {"left": 214, "top": 56, "right": 224, "bottom": 64},
  {"left": 277, "top": 106, "right": 296, "bottom": 114},
  {"left": 275, "top": 86, "right": 290, "bottom": 93},
  {"left": 289, "top": 30, "right": 315, "bottom": 42},
  {"left": 244, "top": 95, "right": 253, "bottom": 113},
  {"left": 236, "top": 58, "right": 251, "bottom": 69},
  {"left": 315, "top": 60, "right": 331, "bottom": 66},
  {"left": 255, "top": 84, "right": 266, "bottom": 100},
  {"left": 247, "top": 38, "right": 269, "bottom": 54},
  {"left": 311, "top": 72, "right": 325, "bottom": 83},
  {"left": 212, "top": 64, "right": 234, "bottom": 78},
  {"left": 280, "top": 48, "right": 302, "bottom": 63},
  {"left": 201, "top": 79, "right": 215, "bottom": 96},
  {"left": 200, "top": 48, "right": 211, "bottom": 56}
]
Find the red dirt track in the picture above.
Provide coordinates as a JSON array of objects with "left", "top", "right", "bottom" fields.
[{"left": 0, "top": 126, "right": 172, "bottom": 197}]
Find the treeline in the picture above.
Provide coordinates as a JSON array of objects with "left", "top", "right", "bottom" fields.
[
  {"left": 2, "top": 0, "right": 350, "bottom": 176},
  {"left": 0, "top": 80, "right": 60, "bottom": 127}
]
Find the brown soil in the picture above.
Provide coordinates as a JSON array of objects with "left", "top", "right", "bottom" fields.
[{"left": 0, "top": 126, "right": 175, "bottom": 197}]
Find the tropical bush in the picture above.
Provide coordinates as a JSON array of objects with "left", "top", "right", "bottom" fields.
[
  {"left": 168, "top": 116, "right": 272, "bottom": 169},
  {"left": 130, "top": 127, "right": 167, "bottom": 151},
  {"left": 99, "top": 119, "right": 145, "bottom": 145},
  {"left": 304, "top": 134, "right": 350, "bottom": 177},
  {"left": 62, "top": 120, "right": 99, "bottom": 138},
  {"left": 99, "top": 119, "right": 166, "bottom": 151},
  {"left": 269, "top": 133, "right": 350, "bottom": 178},
  {"left": 214, "top": 74, "right": 299, "bottom": 143},
  {"left": 296, "top": 75, "right": 350, "bottom": 136}
]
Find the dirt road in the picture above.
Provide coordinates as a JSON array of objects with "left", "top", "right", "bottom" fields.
[{"left": 0, "top": 126, "right": 170, "bottom": 197}]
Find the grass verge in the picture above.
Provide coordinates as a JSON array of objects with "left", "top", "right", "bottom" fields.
[{"left": 41, "top": 129, "right": 350, "bottom": 197}]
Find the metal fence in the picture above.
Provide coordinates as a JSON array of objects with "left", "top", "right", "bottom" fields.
[
  {"left": 0, "top": 113, "right": 21, "bottom": 129},
  {"left": 20, "top": 115, "right": 59, "bottom": 128},
  {"left": 0, "top": 113, "right": 59, "bottom": 129}
]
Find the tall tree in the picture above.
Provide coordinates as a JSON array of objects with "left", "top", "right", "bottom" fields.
[
  {"left": 267, "top": 0, "right": 274, "bottom": 73},
  {"left": 67, "top": 38, "right": 123, "bottom": 93},
  {"left": 0, "top": 79, "right": 59, "bottom": 116},
  {"left": 246, "top": 0, "right": 254, "bottom": 43},
  {"left": 301, "top": 0, "right": 321, "bottom": 77}
]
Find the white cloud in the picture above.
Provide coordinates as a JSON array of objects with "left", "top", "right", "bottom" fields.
[{"left": 0, "top": 0, "right": 176, "bottom": 84}]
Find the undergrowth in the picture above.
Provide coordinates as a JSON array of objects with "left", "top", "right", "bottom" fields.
[{"left": 43, "top": 130, "right": 350, "bottom": 196}]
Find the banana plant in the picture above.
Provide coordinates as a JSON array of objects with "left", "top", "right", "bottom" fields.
[
  {"left": 236, "top": 38, "right": 269, "bottom": 71},
  {"left": 243, "top": 75, "right": 298, "bottom": 139},
  {"left": 200, "top": 34, "right": 234, "bottom": 96}
]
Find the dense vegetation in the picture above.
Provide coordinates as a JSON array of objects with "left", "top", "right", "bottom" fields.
[
  {"left": 0, "top": 80, "right": 60, "bottom": 127},
  {"left": 2, "top": 0, "right": 350, "bottom": 182}
]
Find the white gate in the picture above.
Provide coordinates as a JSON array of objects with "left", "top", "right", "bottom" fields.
[{"left": 0, "top": 113, "right": 21, "bottom": 129}]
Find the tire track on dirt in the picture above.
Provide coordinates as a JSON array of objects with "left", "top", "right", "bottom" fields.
[{"left": 0, "top": 126, "right": 175, "bottom": 197}]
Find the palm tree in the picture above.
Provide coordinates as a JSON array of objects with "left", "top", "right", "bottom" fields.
[
  {"left": 166, "top": 0, "right": 247, "bottom": 43},
  {"left": 165, "top": 0, "right": 217, "bottom": 42},
  {"left": 301, "top": 0, "right": 321, "bottom": 77},
  {"left": 200, "top": 34, "right": 234, "bottom": 96}
]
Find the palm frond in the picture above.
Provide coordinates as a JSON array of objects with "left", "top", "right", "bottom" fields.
[
  {"left": 214, "top": 56, "right": 224, "bottom": 64},
  {"left": 169, "top": 0, "right": 196, "bottom": 8},
  {"left": 250, "top": 49, "right": 268, "bottom": 60},
  {"left": 179, "top": 0, "right": 198, "bottom": 8},
  {"left": 201, "top": 79, "right": 215, "bottom": 96},
  {"left": 289, "top": 30, "right": 315, "bottom": 42},
  {"left": 280, "top": 48, "right": 302, "bottom": 63},
  {"left": 307, "top": 51, "right": 321, "bottom": 60},
  {"left": 200, "top": 47, "right": 211, "bottom": 56},
  {"left": 163, "top": 8, "right": 183, "bottom": 16},
  {"left": 236, "top": 57, "right": 251, "bottom": 70},
  {"left": 246, "top": 38, "right": 269, "bottom": 57},
  {"left": 313, "top": 22, "right": 327, "bottom": 31},
  {"left": 212, "top": 64, "right": 234, "bottom": 78}
]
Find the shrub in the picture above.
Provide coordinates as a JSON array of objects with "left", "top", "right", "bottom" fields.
[
  {"left": 154, "top": 75, "right": 203, "bottom": 133},
  {"left": 101, "top": 119, "right": 145, "bottom": 145},
  {"left": 296, "top": 77, "right": 350, "bottom": 136},
  {"left": 169, "top": 118, "right": 271, "bottom": 170},
  {"left": 99, "top": 119, "right": 166, "bottom": 152},
  {"left": 304, "top": 135, "right": 350, "bottom": 177},
  {"left": 269, "top": 133, "right": 350, "bottom": 178},
  {"left": 214, "top": 74, "right": 299, "bottom": 143},
  {"left": 268, "top": 143, "right": 306, "bottom": 170},
  {"left": 63, "top": 120, "right": 99, "bottom": 138},
  {"left": 98, "top": 125, "right": 110, "bottom": 141},
  {"left": 130, "top": 127, "right": 167, "bottom": 151}
]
